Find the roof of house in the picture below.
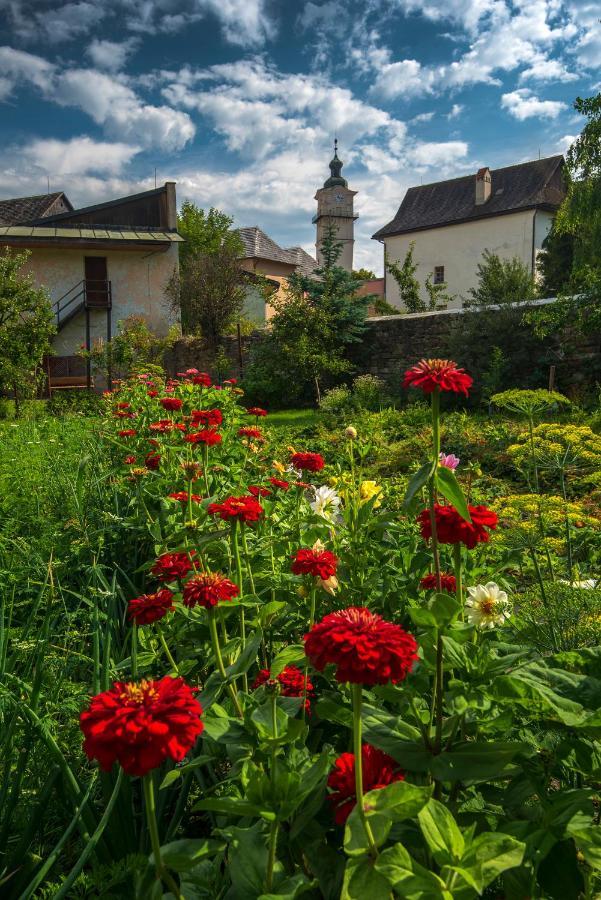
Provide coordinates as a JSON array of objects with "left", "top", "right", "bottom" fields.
[
  {"left": 237, "top": 226, "right": 317, "bottom": 274},
  {"left": 0, "top": 225, "right": 183, "bottom": 244},
  {"left": 0, "top": 191, "right": 73, "bottom": 225},
  {"left": 373, "top": 155, "right": 565, "bottom": 240}
]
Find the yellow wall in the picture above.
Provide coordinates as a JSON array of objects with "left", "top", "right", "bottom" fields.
[
  {"left": 238, "top": 257, "right": 296, "bottom": 320},
  {"left": 382, "top": 209, "right": 555, "bottom": 309},
  {"left": 20, "top": 244, "right": 179, "bottom": 355}
]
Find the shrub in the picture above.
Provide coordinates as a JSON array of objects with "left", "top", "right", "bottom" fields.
[{"left": 352, "top": 374, "right": 386, "bottom": 411}]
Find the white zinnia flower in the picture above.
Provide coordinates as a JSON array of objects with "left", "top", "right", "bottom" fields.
[
  {"left": 465, "top": 582, "right": 511, "bottom": 630},
  {"left": 310, "top": 485, "right": 342, "bottom": 522}
]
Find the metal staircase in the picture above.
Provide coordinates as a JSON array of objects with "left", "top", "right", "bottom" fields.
[{"left": 53, "top": 280, "right": 112, "bottom": 330}]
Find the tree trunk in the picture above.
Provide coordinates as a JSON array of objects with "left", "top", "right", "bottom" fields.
[
  {"left": 12, "top": 381, "right": 20, "bottom": 418},
  {"left": 314, "top": 377, "right": 321, "bottom": 406}
]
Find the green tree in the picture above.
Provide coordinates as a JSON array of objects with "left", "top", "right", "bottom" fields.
[
  {"left": 244, "top": 227, "right": 370, "bottom": 405},
  {"left": 352, "top": 267, "right": 377, "bottom": 281},
  {"left": 465, "top": 250, "right": 536, "bottom": 308},
  {"left": 167, "top": 201, "right": 245, "bottom": 344},
  {"left": 537, "top": 227, "right": 575, "bottom": 296},
  {"left": 386, "top": 243, "right": 451, "bottom": 312},
  {"left": 527, "top": 91, "right": 601, "bottom": 337},
  {"left": 0, "top": 248, "right": 55, "bottom": 415}
]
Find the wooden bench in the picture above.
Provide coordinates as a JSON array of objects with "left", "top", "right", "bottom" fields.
[{"left": 48, "top": 375, "right": 94, "bottom": 395}]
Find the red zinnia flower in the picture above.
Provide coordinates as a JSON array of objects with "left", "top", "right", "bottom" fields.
[
  {"left": 252, "top": 666, "right": 314, "bottom": 713},
  {"left": 145, "top": 452, "right": 160, "bottom": 470},
  {"left": 191, "top": 409, "right": 223, "bottom": 427},
  {"left": 80, "top": 676, "right": 203, "bottom": 776},
  {"left": 291, "top": 452, "right": 325, "bottom": 472},
  {"left": 292, "top": 547, "right": 338, "bottom": 580},
  {"left": 403, "top": 358, "right": 473, "bottom": 396},
  {"left": 207, "top": 495, "right": 264, "bottom": 524},
  {"left": 160, "top": 397, "right": 183, "bottom": 411},
  {"left": 418, "top": 503, "right": 498, "bottom": 550},
  {"left": 238, "top": 426, "right": 264, "bottom": 440},
  {"left": 182, "top": 572, "right": 239, "bottom": 609},
  {"left": 115, "top": 410, "right": 135, "bottom": 419},
  {"left": 304, "top": 607, "right": 418, "bottom": 686},
  {"left": 247, "top": 407, "right": 267, "bottom": 417},
  {"left": 128, "top": 589, "right": 174, "bottom": 625},
  {"left": 419, "top": 572, "right": 457, "bottom": 592},
  {"left": 151, "top": 551, "right": 196, "bottom": 582},
  {"left": 124, "top": 455, "right": 136, "bottom": 464},
  {"left": 327, "top": 745, "right": 405, "bottom": 825},
  {"left": 249, "top": 485, "right": 272, "bottom": 497},
  {"left": 118, "top": 429, "right": 137, "bottom": 438},
  {"left": 185, "top": 429, "right": 222, "bottom": 446},
  {"left": 147, "top": 390, "right": 158, "bottom": 398},
  {"left": 223, "top": 378, "right": 237, "bottom": 385},
  {"left": 117, "top": 402, "right": 131, "bottom": 410},
  {"left": 149, "top": 420, "right": 185, "bottom": 433},
  {"left": 269, "top": 477, "right": 289, "bottom": 491},
  {"left": 192, "top": 373, "right": 212, "bottom": 386},
  {"left": 168, "top": 491, "right": 202, "bottom": 503}
]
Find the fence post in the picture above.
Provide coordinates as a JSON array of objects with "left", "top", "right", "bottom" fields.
[{"left": 548, "top": 365, "right": 556, "bottom": 392}]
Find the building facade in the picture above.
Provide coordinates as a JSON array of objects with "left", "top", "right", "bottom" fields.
[
  {"left": 373, "top": 156, "right": 566, "bottom": 309},
  {"left": 314, "top": 142, "right": 357, "bottom": 272}
]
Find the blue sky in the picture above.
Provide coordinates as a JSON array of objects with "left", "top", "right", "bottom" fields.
[{"left": 0, "top": 0, "right": 599, "bottom": 273}]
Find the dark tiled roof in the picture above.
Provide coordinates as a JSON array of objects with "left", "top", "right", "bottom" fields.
[
  {"left": 0, "top": 192, "right": 71, "bottom": 225},
  {"left": 285, "top": 245, "right": 318, "bottom": 276},
  {"left": 373, "top": 155, "right": 565, "bottom": 239}
]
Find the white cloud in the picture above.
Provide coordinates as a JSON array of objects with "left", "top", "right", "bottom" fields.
[
  {"left": 447, "top": 103, "right": 464, "bottom": 118},
  {"left": 0, "top": 46, "right": 56, "bottom": 96},
  {"left": 372, "top": 58, "right": 439, "bottom": 99},
  {"left": 412, "top": 111, "right": 436, "bottom": 123},
  {"left": 24, "top": 136, "right": 142, "bottom": 175},
  {"left": 389, "top": 0, "right": 499, "bottom": 33},
  {"left": 519, "top": 55, "right": 578, "bottom": 82},
  {"left": 501, "top": 88, "right": 567, "bottom": 120},
  {"left": 409, "top": 141, "right": 469, "bottom": 167},
  {"left": 5, "top": 1, "right": 106, "bottom": 43},
  {"left": 86, "top": 38, "right": 139, "bottom": 71}
]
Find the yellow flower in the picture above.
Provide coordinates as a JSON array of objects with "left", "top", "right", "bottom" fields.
[
  {"left": 360, "top": 480, "right": 383, "bottom": 507},
  {"left": 273, "top": 460, "right": 286, "bottom": 474}
]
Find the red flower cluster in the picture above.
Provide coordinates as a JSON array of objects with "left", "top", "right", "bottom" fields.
[
  {"left": 419, "top": 572, "right": 457, "bottom": 592},
  {"left": 151, "top": 551, "right": 196, "bottom": 582},
  {"left": 207, "top": 495, "right": 264, "bottom": 523},
  {"left": 128, "top": 589, "right": 174, "bottom": 625},
  {"left": 168, "top": 491, "right": 202, "bottom": 503},
  {"left": 249, "top": 485, "right": 271, "bottom": 498},
  {"left": 80, "top": 676, "right": 203, "bottom": 776},
  {"left": 185, "top": 429, "right": 222, "bottom": 446},
  {"left": 305, "top": 607, "right": 418, "bottom": 686},
  {"left": 145, "top": 452, "right": 160, "bottom": 470},
  {"left": 291, "top": 452, "right": 325, "bottom": 472},
  {"left": 182, "top": 572, "right": 239, "bottom": 609},
  {"left": 238, "top": 426, "right": 264, "bottom": 440},
  {"left": 418, "top": 503, "right": 498, "bottom": 549},
  {"left": 327, "top": 745, "right": 405, "bottom": 825},
  {"left": 191, "top": 409, "right": 223, "bottom": 426},
  {"left": 192, "top": 373, "right": 212, "bottom": 386},
  {"left": 124, "top": 455, "right": 136, "bottom": 464},
  {"left": 160, "top": 397, "right": 183, "bottom": 411},
  {"left": 252, "top": 666, "right": 314, "bottom": 713},
  {"left": 149, "top": 420, "right": 186, "bottom": 433},
  {"left": 403, "top": 359, "right": 473, "bottom": 397},
  {"left": 269, "top": 477, "right": 289, "bottom": 491},
  {"left": 118, "top": 429, "right": 136, "bottom": 438},
  {"left": 247, "top": 407, "right": 267, "bottom": 417},
  {"left": 291, "top": 547, "right": 338, "bottom": 580}
]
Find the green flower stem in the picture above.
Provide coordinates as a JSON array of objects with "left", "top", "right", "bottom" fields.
[
  {"left": 529, "top": 549, "right": 559, "bottom": 652},
  {"left": 560, "top": 469, "right": 574, "bottom": 583},
  {"left": 202, "top": 445, "right": 210, "bottom": 496},
  {"left": 266, "top": 691, "right": 280, "bottom": 892},
  {"left": 453, "top": 543, "right": 463, "bottom": 616},
  {"left": 302, "top": 585, "right": 317, "bottom": 721},
  {"left": 351, "top": 683, "right": 378, "bottom": 858},
  {"left": 428, "top": 389, "right": 444, "bottom": 755},
  {"left": 143, "top": 773, "right": 182, "bottom": 900},
  {"left": 131, "top": 622, "right": 138, "bottom": 679},
  {"left": 231, "top": 522, "right": 248, "bottom": 692},
  {"left": 208, "top": 609, "right": 243, "bottom": 718},
  {"left": 241, "top": 524, "right": 256, "bottom": 596},
  {"left": 158, "top": 625, "right": 180, "bottom": 675}
]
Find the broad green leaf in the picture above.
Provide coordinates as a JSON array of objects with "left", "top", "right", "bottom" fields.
[
  {"left": 566, "top": 821, "right": 601, "bottom": 869},
  {"left": 159, "top": 755, "right": 212, "bottom": 789},
  {"left": 459, "top": 832, "right": 525, "bottom": 893},
  {"left": 270, "top": 644, "right": 306, "bottom": 677},
  {"left": 344, "top": 807, "right": 392, "bottom": 857},
  {"left": 375, "top": 843, "right": 451, "bottom": 899},
  {"left": 430, "top": 741, "right": 529, "bottom": 784},
  {"left": 403, "top": 461, "right": 435, "bottom": 511},
  {"left": 363, "top": 779, "right": 432, "bottom": 821},
  {"left": 418, "top": 799, "right": 464, "bottom": 864},
  {"left": 194, "top": 796, "right": 266, "bottom": 818},
  {"left": 258, "top": 872, "right": 317, "bottom": 899},
  {"left": 155, "top": 837, "right": 226, "bottom": 871},
  {"left": 219, "top": 822, "right": 270, "bottom": 900},
  {"left": 489, "top": 669, "right": 585, "bottom": 726},
  {"left": 341, "top": 857, "right": 391, "bottom": 900},
  {"left": 435, "top": 466, "right": 471, "bottom": 522}
]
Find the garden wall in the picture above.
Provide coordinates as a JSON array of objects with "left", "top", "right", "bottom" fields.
[{"left": 165, "top": 300, "right": 601, "bottom": 400}]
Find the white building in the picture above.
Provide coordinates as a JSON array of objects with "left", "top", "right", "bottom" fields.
[{"left": 373, "top": 155, "right": 566, "bottom": 309}]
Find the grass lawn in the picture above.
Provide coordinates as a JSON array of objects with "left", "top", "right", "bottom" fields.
[{"left": 265, "top": 407, "right": 320, "bottom": 428}]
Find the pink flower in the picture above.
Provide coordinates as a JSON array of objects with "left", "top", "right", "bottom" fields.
[{"left": 439, "top": 453, "right": 460, "bottom": 470}]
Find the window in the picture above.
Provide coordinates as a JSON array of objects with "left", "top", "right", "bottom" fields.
[{"left": 433, "top": 266, "right": 445, "bottom": 284}]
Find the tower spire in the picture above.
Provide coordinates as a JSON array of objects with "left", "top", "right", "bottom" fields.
[{"left": 324, "top": 139, "right": 347, "bottom": 188}]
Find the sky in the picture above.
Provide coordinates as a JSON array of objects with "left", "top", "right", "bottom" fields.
[{"left": 0, "top": 0, "right": 599, "bottom": 274}]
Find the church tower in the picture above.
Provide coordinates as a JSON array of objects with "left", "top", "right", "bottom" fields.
[{"left": 313, "top": 141, "right": 357, "bottom": 272}]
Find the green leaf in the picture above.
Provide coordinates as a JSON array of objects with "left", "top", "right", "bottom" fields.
[
  {"left": 430, "top": 741, "right": 529, "bottom": 784},
  {"left": 155, "top": 838, "right": 226, "bottom": 871},
  {"left": 344, "top": 807, "right": 392, "bottom": 857},
  {"left": 418, "top": 799, "right": 464, "bottom": 865},
  {"left": 270, "top": 644, "right": 306, "bottom": 677},
  {"left": 341, "top": 857, "right": 391, "bottom": 900},
  {"left": 566, "top": 821, "right": 601, "bottom": 869},
  {"left": 194, "top": 796, "right": 265, "bottom": 818},
  {"left": 375, "top": 843, "right": 451, "bottom": 899},
  {"left": 258, "top": 872, "right": 317, "bottom": 899},
  {"left": 403, "top": 461, "right": 435, "bottom": 511},
  {"left": 458, "top": 831, "right": 525, "bottom": 893},
  {"left": 435, "top": 466, "right": 471, "bottom": 522},
  {"left": 159, "top": 755, "right": 212, "bottom": 789},
  {"left": 363, "top": 779, "right": 432, "bottom": 821},
  {"left": 219, "top": 822, "right": 269, "bottom": 900}
]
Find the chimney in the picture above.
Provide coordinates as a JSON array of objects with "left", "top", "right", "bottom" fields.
[
  {"left": 162, "top": 181, "right": 177, "bottom": 230},
  {"left": 475, "top": 167, "right": 491, "bottom": 205}
]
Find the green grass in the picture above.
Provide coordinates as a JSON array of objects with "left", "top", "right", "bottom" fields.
[{"left": 266, "top": 408, "right": 320, "bottom": 428}]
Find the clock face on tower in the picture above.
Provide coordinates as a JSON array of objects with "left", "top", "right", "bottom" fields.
[{"left": 334, "top": 193, "right": 344, "bottom": 203}]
